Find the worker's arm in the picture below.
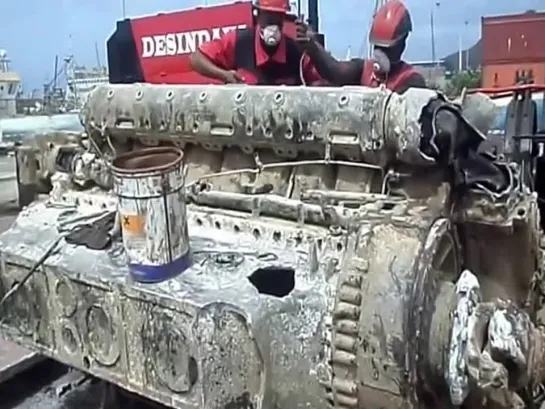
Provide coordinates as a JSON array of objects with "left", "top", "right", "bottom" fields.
[
  {"left": 306, "top": 44, "right": 363, "bottom": 85},
  {"left": 395, "top": 72, "right": 427, "bottom": 94},
  {"left": 190, "top": 50, "right": 232, "bottom": 82},
  {"left": 189, "top": 32, "right": 242, "bottom": 83},
  {"left": 295, "top": 22, "right": 362, "bottom": 86}
]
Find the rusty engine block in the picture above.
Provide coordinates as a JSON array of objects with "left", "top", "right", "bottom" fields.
[{"left": 1, "top": 84, "right": 545, "bottom": 409}]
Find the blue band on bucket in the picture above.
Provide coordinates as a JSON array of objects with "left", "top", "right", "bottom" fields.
[{"left": 129, "top": 252, "right": 192, "bottom": 284}]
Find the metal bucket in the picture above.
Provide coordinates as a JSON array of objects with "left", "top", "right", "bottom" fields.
[{"left": 111, "top": 147, "right": 191, "bottom": 283}]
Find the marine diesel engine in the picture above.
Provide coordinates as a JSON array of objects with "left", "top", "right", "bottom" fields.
[{"left": 1, "top": 84, "right": 544, "bottom": 409}]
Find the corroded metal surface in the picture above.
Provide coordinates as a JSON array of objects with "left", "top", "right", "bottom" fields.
[
  {"left": 0, "top": 83, "right": 543, "bottom": 409},
  {"left": 82, "top": 84, "right": 444, "bottom": 166},
  {"left": 0, "top": 325, "right": 43, "bottom": 384},
  {"left": 0, "top": 188, "right": 44, "bottom": 385}
]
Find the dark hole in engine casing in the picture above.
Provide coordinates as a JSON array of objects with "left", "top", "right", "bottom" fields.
[{"left": 248, "top": 267, "right": 295, "bottom": 297}]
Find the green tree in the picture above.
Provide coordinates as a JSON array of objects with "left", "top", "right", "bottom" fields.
[{"left": 445, "top": 70, "right": 482, "bottom": 97}]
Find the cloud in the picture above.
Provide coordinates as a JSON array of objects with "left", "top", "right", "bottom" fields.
[{"left": 1, "top": 0, "right": 542, "bottom": 90}]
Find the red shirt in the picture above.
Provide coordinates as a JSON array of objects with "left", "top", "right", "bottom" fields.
[{"left": 198, "top": 29, "right": 322, "bottom": 85}]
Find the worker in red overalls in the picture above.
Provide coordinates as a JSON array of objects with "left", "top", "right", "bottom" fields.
[
  {"left": 189, "top": 0, "right": 323, "bottom": 85},
  {"left": 296, "top": 0, "right": 426, "bottom": 93}
]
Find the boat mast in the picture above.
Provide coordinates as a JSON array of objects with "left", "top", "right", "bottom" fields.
[{"left": 95, "top": 42, "right": 102, "bottom": 70}]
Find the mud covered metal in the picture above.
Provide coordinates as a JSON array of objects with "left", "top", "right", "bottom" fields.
[
  {"left": 0, "top": 83, "right": 541, "bottom": 409},
  {"left": 82, "top": 84, "right": 496, "bottom": 167}
]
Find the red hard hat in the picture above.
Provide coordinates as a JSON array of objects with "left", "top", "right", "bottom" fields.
[
  {"left": 369, "top": 0, "right": 412, "bottom": 47},
  {"left": 255, "top": 0, "right": 289, "bottom": 13}
]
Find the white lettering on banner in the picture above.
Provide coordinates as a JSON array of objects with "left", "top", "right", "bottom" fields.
[{"left": 141, "top": 24, "right": 247, "bottom": 58}]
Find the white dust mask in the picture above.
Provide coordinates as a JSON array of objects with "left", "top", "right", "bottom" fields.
[
  {"left": 372, "top": 48, "right": 391, "bottom": 74},
  {"left": 260, "top": 25, "right": 281, "bottom": 47}
]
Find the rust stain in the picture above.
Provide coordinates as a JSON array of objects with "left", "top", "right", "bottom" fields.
[{"left": 120, "top": 213, "right": 146, "bottom": 236}]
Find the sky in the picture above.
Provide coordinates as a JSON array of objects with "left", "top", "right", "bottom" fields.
[{"left": 0, "top": 0, "right": 543, "bottom": 92}]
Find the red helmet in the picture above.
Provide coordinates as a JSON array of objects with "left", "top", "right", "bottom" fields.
[
  {"left": 255, "top": 0, "right": 289, "bottom": 13},
  {"left": 369, "top": 0, "right": 412, "bottom": 47}
]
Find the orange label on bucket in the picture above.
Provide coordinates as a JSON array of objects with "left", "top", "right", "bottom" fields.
[{"left": 120, "top": 213, "right": 145, "bottom": 236}]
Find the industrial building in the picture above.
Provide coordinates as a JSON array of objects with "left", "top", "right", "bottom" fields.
[{"left": 481, "top": 10, "right": 545, "bottom": 87}]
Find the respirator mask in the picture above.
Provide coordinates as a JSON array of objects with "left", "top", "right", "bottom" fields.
[
  {"left": 372, "top": 39, "right": 405, "bottom": 76},
  {"left": 258, "top": 11, "right": 284, "bottom": 48},
  {"left": 372, "top": 48, "right": 391, "bottom": 75},
  {"left": 260, "top": 25, "right": 282, "bottom": 47}
]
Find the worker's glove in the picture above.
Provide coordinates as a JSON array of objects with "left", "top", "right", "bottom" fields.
[{"left": 294, "top": 19, "right": 314, "bottom": 48}]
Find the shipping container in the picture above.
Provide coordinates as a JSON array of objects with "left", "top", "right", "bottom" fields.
[
  {"left": 481, "top": 11, "right": 545, "bottom": 65},
  {"left": 482, "top": 62, "right": 545, "bottom": 88}
]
